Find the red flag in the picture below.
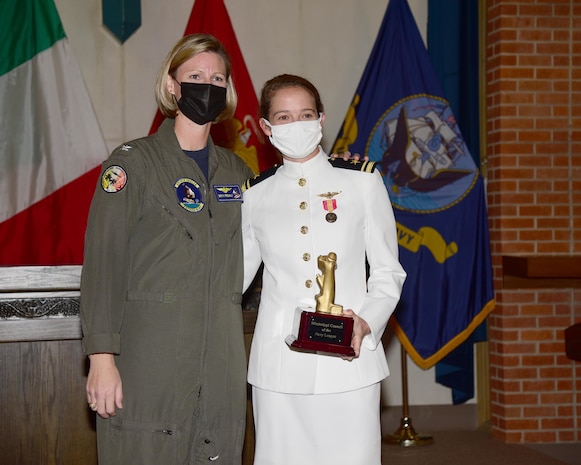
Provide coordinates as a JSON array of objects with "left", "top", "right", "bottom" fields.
[
  {"left": 0, "top": 168, "right": 102, "bottom": 265},
  {"left": 149, "top": 0, "right": 278, "bottom": 173}
]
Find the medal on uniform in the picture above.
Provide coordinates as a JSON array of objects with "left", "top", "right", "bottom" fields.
[
  {"left": 324, "top": 202, "right": 337, "bottom": 223},
  {"left": 319, "top": 191, "right": 341, "bottom": 223}
]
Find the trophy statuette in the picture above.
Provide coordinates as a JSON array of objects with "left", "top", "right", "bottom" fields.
[{"left": 286, "top": 252, "right": 355, "bottom": 356}]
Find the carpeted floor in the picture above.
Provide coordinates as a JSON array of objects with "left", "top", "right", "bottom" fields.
[
  {"left": 379, "top": 405, "right": 580, "bottom": 465},
  {"left": 381, "top": 429, "right": 579, "bottom": 465}
]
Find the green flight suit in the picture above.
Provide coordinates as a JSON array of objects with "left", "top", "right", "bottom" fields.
[{"left": 81, "top": 118, "right": 253, "bottom": 465}]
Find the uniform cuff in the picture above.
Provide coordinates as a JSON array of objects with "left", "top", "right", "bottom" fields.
[{"left": 82, "top": 333, "right": 121, "bottom": 355}]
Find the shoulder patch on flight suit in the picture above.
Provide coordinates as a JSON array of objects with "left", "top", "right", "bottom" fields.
[
  {"left": 242, "top": 164, "right": 281, "bottom": 192},
  {"left": 328, "top": 158, "right": 377, "bottom": 173},
  {"left": 101, "top": 165, "right": 127, "bottom": 193}
]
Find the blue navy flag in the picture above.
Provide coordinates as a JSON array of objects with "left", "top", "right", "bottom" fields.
[{"left": 333, "top": 0, "right": 495, "bottom": 371}]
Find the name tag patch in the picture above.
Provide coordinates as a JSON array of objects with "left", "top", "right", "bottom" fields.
[{"left": 213, "top": 184, "right": 243, "bottom": 202}]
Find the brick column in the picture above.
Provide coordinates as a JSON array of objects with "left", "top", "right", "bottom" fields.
[{"left": 486, "top": 0, "right": 581, "bottom": 443}]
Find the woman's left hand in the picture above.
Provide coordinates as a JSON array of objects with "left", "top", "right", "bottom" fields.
[{"left": 341, "top": 308, "right": 371, "bottom": 361}]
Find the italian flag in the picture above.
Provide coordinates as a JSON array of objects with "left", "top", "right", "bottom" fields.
[{"left": 0, "top": 0, "right": 108, "bottom": 265}]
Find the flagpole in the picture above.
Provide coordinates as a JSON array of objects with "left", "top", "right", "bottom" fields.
[{"left": 383, "top": 344, "right": 433, "bottom": 447}]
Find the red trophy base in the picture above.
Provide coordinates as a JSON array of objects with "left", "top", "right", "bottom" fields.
[{"left": 285, "top": 308, "right": 355, "bottom": 357}]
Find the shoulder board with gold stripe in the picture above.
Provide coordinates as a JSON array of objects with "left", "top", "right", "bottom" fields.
[
  {"left": 242, "top": 164, "right": 281, "bottom": 192},
  {"left": 328, "top": 158, "right": 377, "bottom": 173}
]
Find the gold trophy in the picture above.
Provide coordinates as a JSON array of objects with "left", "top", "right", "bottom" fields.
[{"left": 286, "top": 252, "right": 355, "bottom": 356}]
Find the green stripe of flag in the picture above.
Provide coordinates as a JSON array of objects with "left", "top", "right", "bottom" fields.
[{"left": 0, "top": 0, "right": 66, "bottom": 76}]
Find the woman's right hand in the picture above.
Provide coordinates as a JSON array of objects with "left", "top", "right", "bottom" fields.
[{"left": 86, "top": 353, "right": 123, "bottom": 419}]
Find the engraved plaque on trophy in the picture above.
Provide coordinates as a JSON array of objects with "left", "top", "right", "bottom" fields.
[{"left": 285, "top": 252, "right": 355, "bottom": 356}]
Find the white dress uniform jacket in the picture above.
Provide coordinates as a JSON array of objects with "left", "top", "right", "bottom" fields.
[{"left": 242, "top": 149, "right": 406, "bottom": 394}]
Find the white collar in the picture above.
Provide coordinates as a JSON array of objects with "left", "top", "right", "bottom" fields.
[{"left": 278, "top": 147, "right": 330, "bottom": 178}]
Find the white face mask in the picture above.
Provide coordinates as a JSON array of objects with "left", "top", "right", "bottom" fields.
[{"left": 262, "top": 116, "right": 323, "bottom": 159}]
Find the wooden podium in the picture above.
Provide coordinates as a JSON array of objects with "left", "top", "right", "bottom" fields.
[
  {"left": 0, "top": 266, "right": 97, "bottom": 465},
  {"left": 0, "top": 266, "right": 260, "bottom": 465}
]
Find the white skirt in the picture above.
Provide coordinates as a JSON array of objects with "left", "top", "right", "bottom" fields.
[{"left": 252, "top": 383, "right": 381, "bottom": 465}]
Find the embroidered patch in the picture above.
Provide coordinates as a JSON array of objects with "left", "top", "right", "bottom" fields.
[
  {"left": 175, "top": 178, "right": 204, "bottom": 212},
  {"left": 101, "top": 166, "right": 127, "bottom": 193},
  {"left": 213, "top": 184, "right": 243, "bottom": 202}
]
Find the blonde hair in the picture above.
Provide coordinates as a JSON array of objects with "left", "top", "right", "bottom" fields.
[{"left": 155, "top": 34, "right": 237, "bottom": 121}]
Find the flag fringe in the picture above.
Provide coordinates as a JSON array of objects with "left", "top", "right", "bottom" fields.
[{"left": 389, "top": 298, "right": 496, "bottom": 370}]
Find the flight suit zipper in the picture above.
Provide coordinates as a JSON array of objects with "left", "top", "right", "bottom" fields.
[{"left": 110, "top": 418, "right": 176, "bottom": 436}]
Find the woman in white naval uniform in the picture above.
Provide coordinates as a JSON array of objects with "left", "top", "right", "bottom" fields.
[{"left": 241, "top": 74, "right": 406, "bottom": 465}]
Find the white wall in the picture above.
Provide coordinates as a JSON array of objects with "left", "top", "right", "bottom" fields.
[{"left": 53, "top": 0, "right": 473, "bottom": 406}]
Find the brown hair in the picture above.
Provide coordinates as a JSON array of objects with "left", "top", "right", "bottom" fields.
[
  {"left": 155, "top": 34, "right": 237, "bottom": 121},
  {"left": 259, "top": 74, "right": 324, "bottom": 120}
]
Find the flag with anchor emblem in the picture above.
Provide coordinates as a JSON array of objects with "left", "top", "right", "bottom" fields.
[{"left": 332, "top": 0, "right": 495, "bottom": 382}]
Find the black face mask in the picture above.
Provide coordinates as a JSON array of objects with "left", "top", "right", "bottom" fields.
[{"left": 176, "top": 81, "right": 227, "bottom": 125}]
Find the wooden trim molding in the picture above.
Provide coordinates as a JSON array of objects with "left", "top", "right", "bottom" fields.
[
  {"left": 0, "top": 266, "right": 82, "bottom": 342},
  {"left": 502, "top": 255, "right": 581, "bottom": 289},
  {"left": 0, "top": 316, "right": 82, "bottom": 342},
  {"left": 0, "top": 265, "right": 261, "bottom": 341},
  {"left": 0, "top": 265, "right": 82, "bottom": 293}
]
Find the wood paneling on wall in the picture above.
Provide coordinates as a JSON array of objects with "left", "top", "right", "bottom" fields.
[{"left": 0, "top": 339, "right": 97, "bottom": 464}]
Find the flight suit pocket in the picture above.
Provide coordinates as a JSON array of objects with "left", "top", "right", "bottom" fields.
[{"left": 108, "top": 417, "right": 178, "bottom": 465}]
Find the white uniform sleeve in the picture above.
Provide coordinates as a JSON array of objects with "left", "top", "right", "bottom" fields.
[
  {"left": 242, "top": 191, "right": 263, "bottom": 292},
  {"left": 359, "top": 169, "right": 407, "bottom": 350}
]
